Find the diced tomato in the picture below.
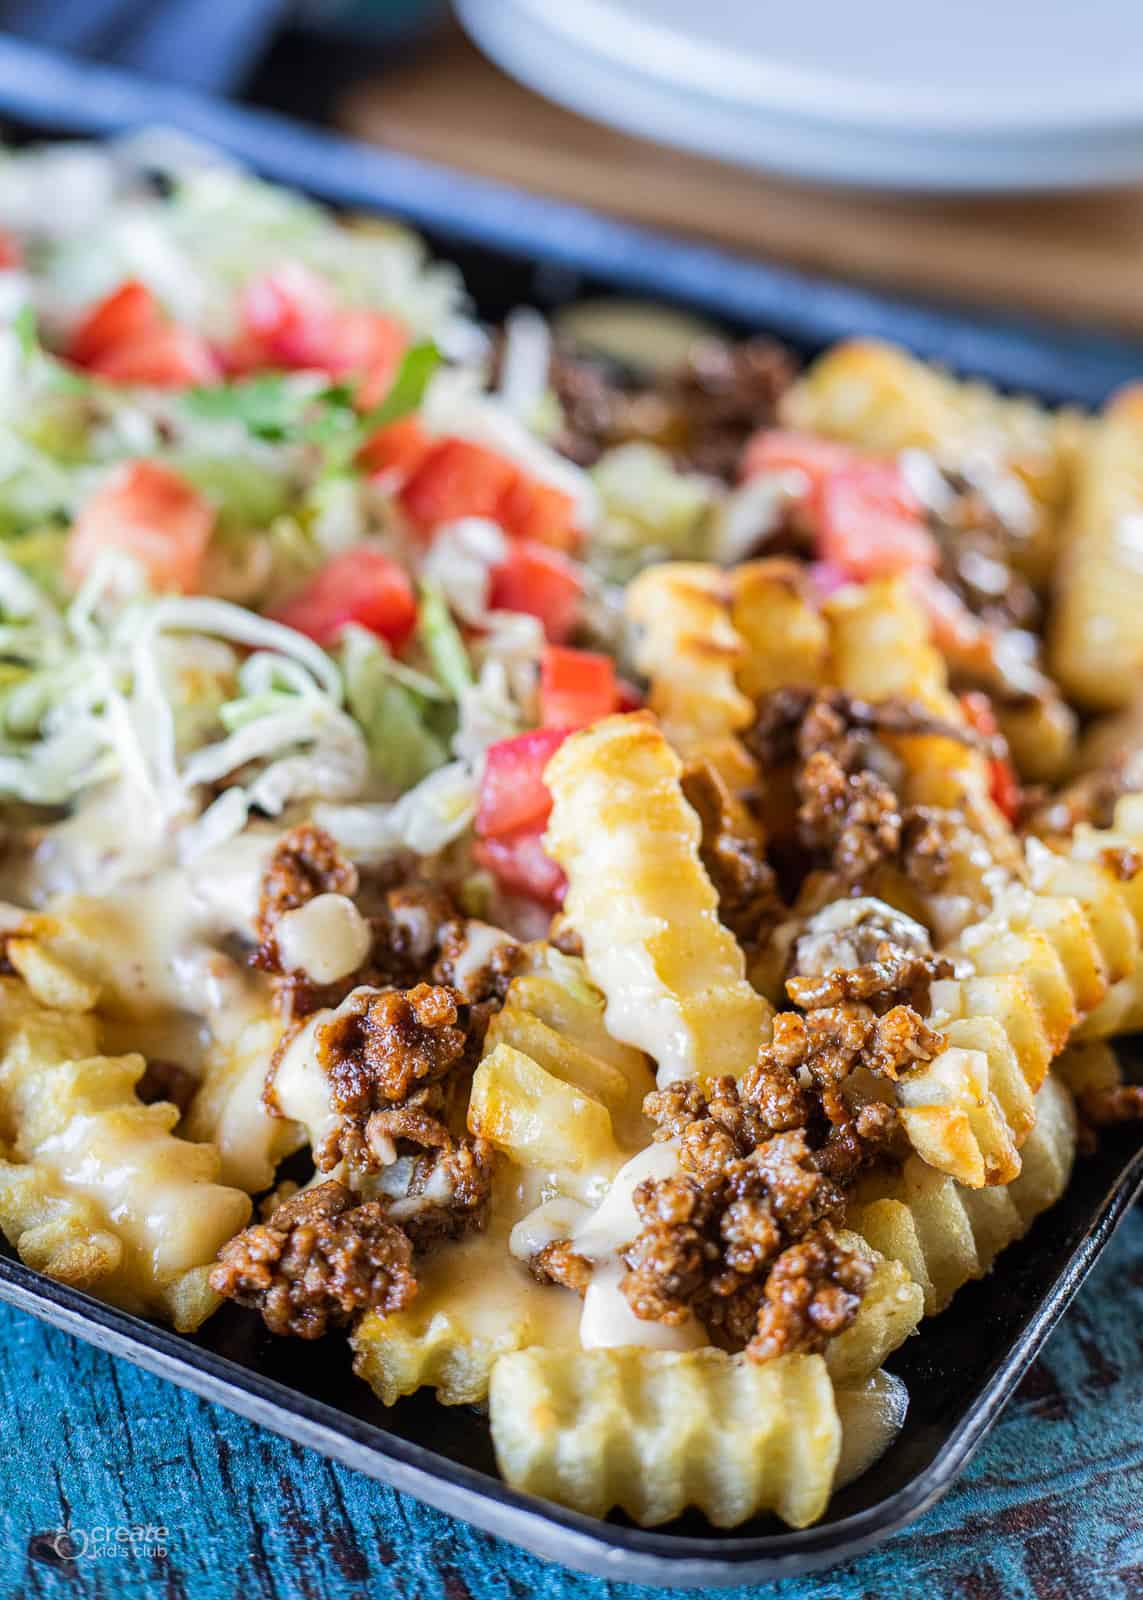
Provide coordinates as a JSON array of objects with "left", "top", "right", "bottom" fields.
[
  {"left": 988, "top": 753, "right": 1021, "bottom": 824},
  {"left": 69, "top": 280, "right": 164, "bottom": 368},
  {"left": 88, "top": 325, "right": 221, "bottom": 388},
  {"left": 358, "top": 416, "right": 435, "bottom": 482},
  {"left": 817, "top": 462, "right": 938, "bottom": 582},
  {"left": 740, "top": 429, "right": 854, "bottom": 499},
  {"left": 476, "top": 726, "right": 569, "bottom": 839},
  {"left": 66, "top": 460, "right": 215, "bottom": 593},
  {"left": 958, "top": 690, "right": 999, "bottom": 740},
  {"left": 540, "top": 646, "right": 617, "bottom": 729},
  {"left": 238, "top": 265, "right": 407, "bottom": 402},
  {"left": 616, "top": 677, "right": 644, "bottom": 713},
  {"left": 487, "top": 541, "right": 583, "bottom": 643},
  {"left": 496, "top": 474, "right": 578, "bottom": 551},
  {"left": 330, "top": 310, "right": 407, "bottom": 407},
  {"left": 272, "top": 546, "right": 417, "bottom": 650},
  {"left": 401, "top": 438, "right": 519, "bottom": 529},
  {"left": 959, "top": 690, "right": 1020, "bottom": 822},
  {"left": 473, "top": 827, "right": 566, "bottom": 907},
  {"left": 69, "top": 279, "right": 221, "bottom": 389},
  {"left": 0, "top": 232, "right": 22, "bottom": 270},
  {"left": 239, "top": 263, "right": 336, "bottom": 369}
]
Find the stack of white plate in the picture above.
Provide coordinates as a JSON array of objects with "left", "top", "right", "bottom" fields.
[{"left": 456, "top": 0, "right": 1143, "bottom": 192}]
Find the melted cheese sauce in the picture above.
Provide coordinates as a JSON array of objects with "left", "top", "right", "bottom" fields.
[
  {"left": 276, "top": 894, "right": 371, "bottom": 984},
  {"left": 412, "top": 1221, "right": 582, "bottom": 1351},
  {"left": 267, "top": 1007, "right": 339, "bottom": 1151},
  {"left": 33, "top": 826, "right": 279, "bottom": 1039},
  {"left": 35, "top": 1101, "right": 250, "bottom": 1281},
  {"left": 507, "top": 1139, "right": 706, "bottom": 1351}
]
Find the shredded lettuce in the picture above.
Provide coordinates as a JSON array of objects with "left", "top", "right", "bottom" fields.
[
  {"left": 416, "top": 581, "right": 473, "bottom": 700},
  {"left": 340, "top": 625, "right": 447, "bottom": 794},
  {"left": 0, "top": 558, "right": 371, "bottom": 830},
  {"left": 315, "top": 760, "right": 477, "bottom": 865},
  {"left": 589, "top": 443, "right": 717, "bottom": 579}
]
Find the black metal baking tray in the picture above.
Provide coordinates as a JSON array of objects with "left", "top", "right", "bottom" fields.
[{"left": 0, "top": 35, "right": 1140, "bottom": 1586}]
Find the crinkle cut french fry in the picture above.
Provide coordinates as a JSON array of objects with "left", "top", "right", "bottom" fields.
[
  {"left": 469, "top": 1043, "right": 621, "bottom": 1177},
  {"left": 353, "top": 1221, "right": 580, "bottom": 1407},
  {"left": 910, "top": 831, "right": 1143, "bottom": 1189},
  {"left": 183, "top": 1016, "right": 303, "bottom": 1196},
  {"left": 0, "top": 979, "right": 251, "bottom": 1328},
  {"left": 626, "top": 562, "right": 757, "bottom": 795},
  {"left": 485, "top": 948, "right": 655, "bottom": 1127},
  {"left": 848, "top": 1074, "right": 1075, "bottom": 1315},
  {"left": 1067, "top": 794, "right": 1143, "bottom": 1039},
  {"left": 730, "top": 559, "right": 829, "bottom": 699},
  {"left": 353, "top": 1297, "right": 532, "bottom": 1408},
  {"left": 544, "top": 714, "right": 771, "bottom": 1084},
  {"left": 489, "top": 1346, "right": 840, "bottom": 1528},
  {"left": 824, "top": 1231, "right": 923, "bottom": 1386},
  {"left": 1051, "top": 386, "right": 1143, "bottom": 710}
]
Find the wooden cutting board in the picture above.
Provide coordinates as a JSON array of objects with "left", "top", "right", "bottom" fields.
[{"left": 339, "top": 28, "right": 1143, "bottom": 333}]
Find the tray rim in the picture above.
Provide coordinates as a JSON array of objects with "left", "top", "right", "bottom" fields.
[{"left": 0, "top": 35, "right": 1140, "bottom": 1584}]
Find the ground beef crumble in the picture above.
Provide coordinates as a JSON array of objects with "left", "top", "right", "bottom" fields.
[
  {"left": 256, "top": 825, "right": 523, "bottom": 1027},
  {"left": 1101, "top": 845, "right": 1142, "bottom": 884},
  {"left": 530, "top": 1239, "right": 594, "bottom": 1295},
  {"left": 747, "top": 688, "right": 975, "bottom": 895},
  {"left": 614, "top": 909, "right": 948, "bottom": 1359},
  {"left": 542, "top": 335, "right": 796, "bottom": 479},
  {"left": 210, "top": 1180, "right": 416, "bottom": 1339},
  {"left": 748, "top": 1229, "right": 874, "bottom": 1363},
  {"left": 681, "top": 760, "right": 782, "bottom": 951},
  {"left": 254, "top": 823, "right": 358, "bottom": 970},
  {"left": 309, "top": 981, "right": 497, "bottom": 1245}
]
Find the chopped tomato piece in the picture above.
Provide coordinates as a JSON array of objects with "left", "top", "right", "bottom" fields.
[
  {"left": 616, "top": 677, "right": 644, "bottom": 713},
  {"left": 88, "top": 325, "right": 221, "bottom": 388},
  {"left": 358, "top": 416, "right": 435, "bottom": 482},
  {"left": 239, "top": 263, "right": 335, "bottom": 369},
  {"left": 540, "top": 646, "right": 617, "bottom": 729},
  {"left": 401, "top": 438, "right": 519, "bottom": 529},
  {"left": 473, "top": 827, "right": 566, "bottom": 907},
  {"left": 0, "top": 232, "right": 22, "bottom": 269},
  {"left": 988, "top": 753, "right": 1021, "bottom": 824},
  {"left": 817, "top": 462, "right": 938, "bottom": 582},
  {"left": 272, "top": 546, "right": 417, "bottom": 650},
  {"left": 475, "top": 727, "right": 569, "bottom": 839},
  {"left": 958, "top": 690, "right": 999, "bottom": 740},
  {"left": 740, "top": 429, "right": 854, "bottom": 497},
  {"left": 67, "top": 460, "right": 215, "bottom": 593},
  {"left": 330, "top": 310, "right": 408, "bottom": 407},
  {"left": 487, "top": 541, "right": 583, "bottom": 643},
  {"left": 959, "top": 690, "right": 1020, "bottom": 822},
  {"left": 69, "top": 280, "right": 164, "bottom": 368},
  {"left": 69, "top": 279, "right": 221, "bottom": 388},
  {"left": 398, "top": 435, "right": 577, "bottom": 550},
  {"left": 238, "top": 266, "right": 407, "bottom": 401},
  {"left": 497, "top": 475, "right": 578, "bottom": 551}
]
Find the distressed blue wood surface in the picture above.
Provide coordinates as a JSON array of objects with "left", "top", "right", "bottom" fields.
[{"left": 2, "top": 1211, "right": 1140, "bottom": 1600}]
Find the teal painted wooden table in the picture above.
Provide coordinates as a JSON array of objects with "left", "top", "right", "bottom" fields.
[{"left": 2, "top": 1210, "right": 1141, "bottom": 1600}]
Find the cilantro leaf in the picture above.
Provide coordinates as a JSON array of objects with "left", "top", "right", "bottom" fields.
[
  {"left": 359, "top": 341, "right": 441, "bottom": 434},
  {"left": 182, "top": 373, "right": 305, "bottom": 440},
  {"left": 181, "top": 342, "right": 441, "bottom": 475}
]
